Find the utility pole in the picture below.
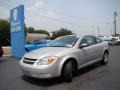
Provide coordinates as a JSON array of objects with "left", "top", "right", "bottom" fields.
[
  {"left": 114, "top": 12, "right": 117, "bottom": 36},
  {"left": 97, "top": 26, "right": 100, "bottom": 36},
  {"left": 111, "top": 29, "right": 112, "bottom": 36}
]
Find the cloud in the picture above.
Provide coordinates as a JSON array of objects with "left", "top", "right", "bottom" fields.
[
  {"left": 25, "top": 0, "right": 44, "bottom": 20},
  {"left": 24, "top": 0, "right": 57, "bottom": 30},
  {"left": 32, "top": 0, "right": 43, "bottom": 8},
  {"left": 26, "top": 0, "right": 43, "bottom": 11},
  {"left": 46, "top": 10, "right": 56, "bottom": 17},
  {"left": 0, "top": 6, "right": 9, "bottom": 19}
]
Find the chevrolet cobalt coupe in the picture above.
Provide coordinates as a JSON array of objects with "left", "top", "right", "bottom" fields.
[{"left": 19, "top": 35, "right": 109, "bottom": 82}]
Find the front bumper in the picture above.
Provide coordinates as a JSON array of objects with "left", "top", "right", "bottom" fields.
[{"left": 19, "top": 61, "right": 60, "bottom": 79}]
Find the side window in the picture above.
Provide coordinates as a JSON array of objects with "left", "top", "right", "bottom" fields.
[
  {"left": 87, "top": 36, "right": 96, "bottom": 45},
  {"left": 96, "top": 38, "right": 102, "bottom": 43},
  {"left": 80, "top": 38, "right": 88, "bottom": 44},
  {"left": 80, "top": 36, "right": 97, "bottom": 46}
]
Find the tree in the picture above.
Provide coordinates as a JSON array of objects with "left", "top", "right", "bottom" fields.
[
  {"left": 51, "top": 28, "right": 73, "bottom": 39},
  {"left": 24, "top": 24, "right": 28, "bottom": 39},
  {"left": 0, "top": 18, "right": 27, "bottom": 46},
  {"left": 35, "top": 29, "right": 49, "bottom": 36},
  {"left": 27, "top": 27, "right": 49, "bottom": 36},
  {"left": 0, "top": 18, "right": 10, "bottom": 46},
  {"left": 27, "top": 27, "right": 35, "bottom": 33}
]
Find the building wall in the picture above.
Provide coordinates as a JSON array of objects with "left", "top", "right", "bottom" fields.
[{"left": 26, "top": 33, "right": 49, "bottom": 43}]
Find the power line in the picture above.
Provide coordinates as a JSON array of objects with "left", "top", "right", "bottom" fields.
[
  {"left": 4, "top": 1, "right": 93, "bottom": 27},
  {"left": 3, "top": 0, "right": 111, "bottom": 31},
  {"left": 5, "top": 0, "right": 105, "bottom": 25},
  {"left": 25, "top": 8, "right": 108, "bottom": 29},
  {"left": 26, "top": 9, "right": 110, "bottom": 31},
  {"left": 33, "top": 7, "right": 106, "bottom": 25}
]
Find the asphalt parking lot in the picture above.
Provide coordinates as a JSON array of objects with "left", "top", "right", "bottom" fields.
[{"left": 0, "top": 46, "right": 120, "bottom": 90}]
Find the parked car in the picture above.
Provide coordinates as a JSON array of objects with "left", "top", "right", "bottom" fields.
[
  {"left": 0, "top": 46, "right": 3, "bottom": 57},
  {"left": 98, "top": 35, "right": 113, "bottom": 41},
  {"left": 20, "top": 35, "right": 109, "bottom": 82},
  {"left": 112, "top": 36, "right": 120, "bottom": 45},
  {"left": 25, "top": 40, "right": 52, "bottom": 52}
]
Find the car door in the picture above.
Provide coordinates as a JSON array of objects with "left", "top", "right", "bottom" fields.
[
  {"left": 80, "top": 36, "right": 98, "bottom": 64},
  {"left": 94, "top": 37, "right": 103, "bottom": 59}
]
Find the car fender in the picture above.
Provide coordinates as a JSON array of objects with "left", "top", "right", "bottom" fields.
[
  {"left": 102, "top": 42, "right": 109, "bottom": 57},
  {"left": 58, "top": 55, "right": 78, "bottom": 75}
]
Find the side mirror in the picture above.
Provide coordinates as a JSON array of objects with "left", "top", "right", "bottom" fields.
[{"left": 79, "top": 43, "right": 88, "bottom": 48}]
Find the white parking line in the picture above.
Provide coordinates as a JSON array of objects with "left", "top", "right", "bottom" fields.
[{"left": 3, "top": 55, "right": 11, "bottom": 57}]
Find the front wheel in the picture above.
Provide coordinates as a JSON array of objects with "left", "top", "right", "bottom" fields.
[
  {"left": 62, "top": 61, "right": 72, "bottom": 82},
  {"left": 101, "top": 52, "right": 109, "bottom": 65}
]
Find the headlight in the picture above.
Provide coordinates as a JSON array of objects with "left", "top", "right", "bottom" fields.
[{"left": 37, "top": 56, "right": 58, "bottom": 65}]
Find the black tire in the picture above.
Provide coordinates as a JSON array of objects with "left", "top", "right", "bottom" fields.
[
  {"left": 112, "top": 38, "right": 115, "bottom": 42},
  {"left": 72, "top": 62, "right": 78, "bottom": 76},
  {"left": 101, "top": 52, "right": 109, "bottom": 65},
  {"left": 0, "top": 53, "right": 3, "bottom": 57},
  {"left": 62, "top": 61, "right": 72, "bottom": 82},
  {"left": 0, "top": 50, "right": 3, "bottom": 57},
  {"left": 118, "top": 42, "right": 120, "bottom": 45}
]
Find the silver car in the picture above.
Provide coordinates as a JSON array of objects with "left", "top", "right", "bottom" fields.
[{"left": 19, "top": 35, "right": 109, "bottom": 82}]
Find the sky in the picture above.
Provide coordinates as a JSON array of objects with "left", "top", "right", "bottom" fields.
[{"left": 0, "top": 0, "right": 120, "bottom": 36}]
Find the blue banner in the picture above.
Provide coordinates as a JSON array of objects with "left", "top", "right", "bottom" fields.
[{"left": 10, "top": 5, "right": 25, "bottom": 58}]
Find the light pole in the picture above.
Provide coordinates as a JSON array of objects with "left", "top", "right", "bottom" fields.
[
  {"left": 49, "top": 32, "right": 53, "bottom": 40},
  {"left": 97, "top": 26, "right": 100, "bottom": 36},
  {"left": 114, "top": 12, "right": 117, "bottom": 36}
]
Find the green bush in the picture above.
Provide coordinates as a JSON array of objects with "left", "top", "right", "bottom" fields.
[{"left": 51, "top": 28, "right": 73, "bottom": 39}]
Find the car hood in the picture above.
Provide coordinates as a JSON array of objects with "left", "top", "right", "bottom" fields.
[
  {"left": 23, "top": 47, "right": 70, "bottom": 59},
  {"left": 25, "top": 44, "right": 47, "bottom": 47},
  {"left": 25, "top": 44, "right": 34, "bottom": 48}
]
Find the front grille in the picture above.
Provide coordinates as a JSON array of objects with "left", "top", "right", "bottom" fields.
[
  {"left": 23, "top": 60, "right": 34, "bottom": 64},
  {"left": 23, "top": 57, "right": 37, "bottom": 64},
  {"left": 24, "top": 57, "right": 37, "bottom": 61}
]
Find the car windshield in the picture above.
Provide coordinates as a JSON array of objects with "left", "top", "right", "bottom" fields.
[{"left": 48, "top": 36, "right": 79, "bottom": 47}]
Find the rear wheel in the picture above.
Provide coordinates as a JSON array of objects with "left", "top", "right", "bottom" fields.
[
  {"left": 101, "top": 52, "right": 109, "bottom": 65},
  {"left": 62, "top": 61, "right": 72, "bottom": 82}
]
